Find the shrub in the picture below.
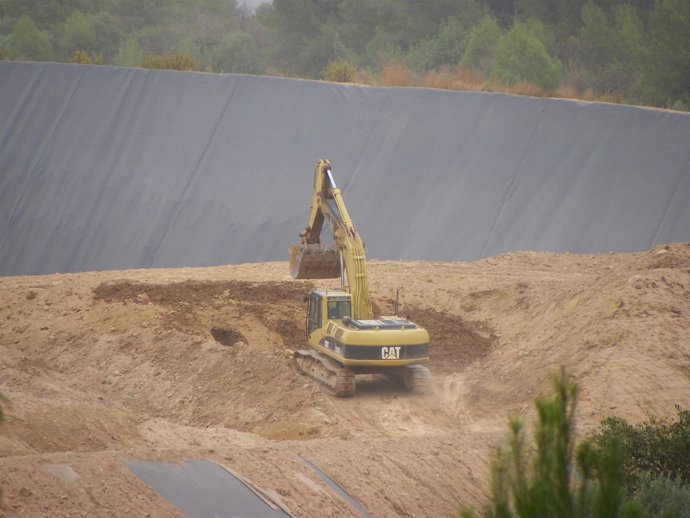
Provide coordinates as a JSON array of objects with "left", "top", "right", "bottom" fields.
[
  {"left": 421, "top": 65, "right": 485, "bottom": 91},
  {"left": 143, "top": 52, "right": 198, "bottom": 71},
  {"left": 461, "top": 368, "right": 644, "bottom": 518},
  {"left": 71, "top": 50, "right": 103, "bottom": 64},
  {"left": 210, "top": 32, "right": 263, "bottom": 75},
  {"left": 8, "top": 15, "right": 53, "bottom": 61},
  {"left": 490, "top": 24, "right": 562, "bottom": 90},
  {"left": 635, "top": 473, "right": 690, "bottom": 518},
  {"left": 323, "top": 60, "right": 357, "bottom": 83},
  {"left": 461, "top": 15, "right": 502, "bottom": 75},
  {"left": 590, "top": 407, "right": 690, "bottom": 490},
  {"left": 381, "top": 62, "right": 414, "bottom": 87},
  {"left": 114, "top": 36, "right": 144, "bottom": 67}
]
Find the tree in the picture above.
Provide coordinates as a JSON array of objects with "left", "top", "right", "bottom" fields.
[
  {"left": 210, "top": 32, "right": 263, "bottom": 74},
  {"left": 569, "top": 1, "right": 645, "bottom": 97},
  {"left": 258, "top": 0, "right": 339, "bottom": 75},
  {"left": 520, "top": 17, "right": 558, "bottom": 57},
  {"left": 576, "top": 1, "right": 612, "bottom": 69},
  {"left": 175, "top": 36, "right": 204, "bottom": 68},
  {"left": 114, "top": 35, "right": 143, "bottom": 67},
  {"left": 90, "top": 12, "right": 124, "bottom": 61},
  {"left": 637, "top": 0, "right": 690, "bottom": 108},
  {"left": 111, "top": 0, "right": 177, "bottom": 32},
  {"left": 8, "top": 14, "right": 53, "bottom": 61},
  {"left": 461, "top": 369, "right": 645, "bottom": 518},
  {"left": 332, "top": 0, "right": 382, "bottom": 56},
  {"left": 461, "top": 15, "right": 503, "bottom": 75},
  {"left": 490, "top": 23, "right": 562, "bottom": 89},
  {"left": 406, "top": 1, "right": 484, "bottom": 71},
  {"left": 60, "top": 10, "right": 96, "bottom": 57}
]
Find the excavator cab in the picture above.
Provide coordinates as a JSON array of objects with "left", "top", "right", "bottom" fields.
[{"left": 307, "top": 290, "right": 352, "bottom": 337}]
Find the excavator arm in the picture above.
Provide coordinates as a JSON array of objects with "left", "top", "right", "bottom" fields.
[{"left": 289, "top": 160, "right": 373, "bottom": 320}]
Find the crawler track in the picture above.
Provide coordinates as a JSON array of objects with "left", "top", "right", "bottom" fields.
[
  {"left": 292, "top": 350, "right": 356, "bottom": 397},
  {"left": 401, "top": 365, "right": 432, "bottom": 393}
]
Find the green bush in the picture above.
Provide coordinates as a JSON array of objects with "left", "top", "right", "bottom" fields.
[
  {"left": 8, "top": 15, "right": 53, "bottom": 61},
  {"left": 460, "top": 15, "right": 502, "bottom": 75},
  {"left": 114, "top": 35, "right": 143, "bottom": 67},
  {"left": 461, "top": 369, "right": 644, "bottom": 518},
  {"left": 323, "top": 60, "right": 357, "bottom": 83},
  {"left": 210, "top": 32, "right": 263, "bottom": 75},
  {"left": 591, "top": 408, "right": 690, "bottom": 490},
  {"left": 635, "top": 473, "right": 690, "bottom": 518},
  {"left": 490, "top": 24, "right": 562, "bottom": 90}
]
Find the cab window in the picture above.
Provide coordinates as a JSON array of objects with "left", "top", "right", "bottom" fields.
[
  {"left": 308, "top": 293, "right": 321, "bottom": 335},
  {"left": 327, "top": 300, "right": 351, "bottom": 320}
]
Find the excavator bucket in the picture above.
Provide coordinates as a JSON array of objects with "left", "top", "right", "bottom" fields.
[{"left": 289, "top": 243, "right": 341, "bottom": 279}]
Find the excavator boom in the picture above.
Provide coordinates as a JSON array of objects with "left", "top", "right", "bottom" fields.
[{"left": 290, "top": 159, "right": 373, "bottom": 320}]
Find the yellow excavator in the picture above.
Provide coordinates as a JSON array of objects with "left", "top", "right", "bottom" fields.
[{"left": 289, "top": 159, "right": 431, "bottom": 397}]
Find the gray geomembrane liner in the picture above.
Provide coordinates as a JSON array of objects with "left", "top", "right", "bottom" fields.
[
  {"left": 1, "top": 62, "right": 689, "bottom": 276},
  {"left": 127, "top": 460, "right": 291, "bottom": 517},
  {"left": 299, "top": 455, "right": 374, "bottom": 518}
]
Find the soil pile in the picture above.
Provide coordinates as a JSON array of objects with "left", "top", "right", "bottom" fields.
[{"left": 1, "top": 244, "right": 689, "bottom": 517}]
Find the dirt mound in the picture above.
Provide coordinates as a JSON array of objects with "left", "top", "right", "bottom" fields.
[
  {"left": 93, "top": 278, "right": 311, "bottom": 347},
  {"left": 0, "top": 246, "right": 689, "bottom": 517},
  {"left": 405, "top": 306, "right": 495, "bottom": 374}
]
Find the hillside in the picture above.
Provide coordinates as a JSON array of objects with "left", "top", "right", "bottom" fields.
[{"left": 0, "top": 243, "right": 689, "bottom": 517}]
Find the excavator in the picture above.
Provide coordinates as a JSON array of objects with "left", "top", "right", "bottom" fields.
[{"left": 289, "top": 159, "right": 431, "bottom": 397}]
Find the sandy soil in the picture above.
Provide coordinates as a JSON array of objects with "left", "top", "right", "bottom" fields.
[{"left": 0, "top": 243, "right": 689, "bottom": 517}]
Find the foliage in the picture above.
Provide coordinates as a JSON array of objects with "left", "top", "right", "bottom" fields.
[
  {"left": 323, "top": 60, "right": 356, "bottom": 83},
  {"left": 210, "top": 32, "right": 262, "bottom": 74},
  {"left": 90, "top": 12, "right": 125, "bottom": 60},
  {"left": 142, "top": 52, "right": 198, "bottom": 71},
  {"left": 636, "top": 0, "right": 690, "bottom": 108},
  {"left": 406, "top": 2, "right": 483, "bottom": 72},
  {"left": 60, "top": 10, "right": 96, "bottom": 56},
  {"left": 635, "top": 473, "right": 690, "bottom": 518},
  {"left": 461, "top": 368, "right": 644, "bottom": 518},
  {"left": 0, "top": 0, "right": 687, "bottom": 108},
  {"left": 460, "top": 16, "right": 503, "bottom": 75},
  {"left": 590, "top": 407, "right": 690, "bottom": 490},
  {"left": 71, "top": 49, "right": 102, "bottom": 64},
  {"left": 491, "top": 24, "right": 562, "bottom": 90},
  {"left": 114, "top": 35, "right": 142, "bottom": 67},
  {"left": 568, "top": 2, "right": 644, "bottom": 95},
  {"left": 7, "top": 15, "right": 53, "bottom": 60}
]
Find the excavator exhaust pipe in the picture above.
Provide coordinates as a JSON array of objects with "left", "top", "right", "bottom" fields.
[{"left": 290, "top": 243, "right": 341, "bottom": 279}]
